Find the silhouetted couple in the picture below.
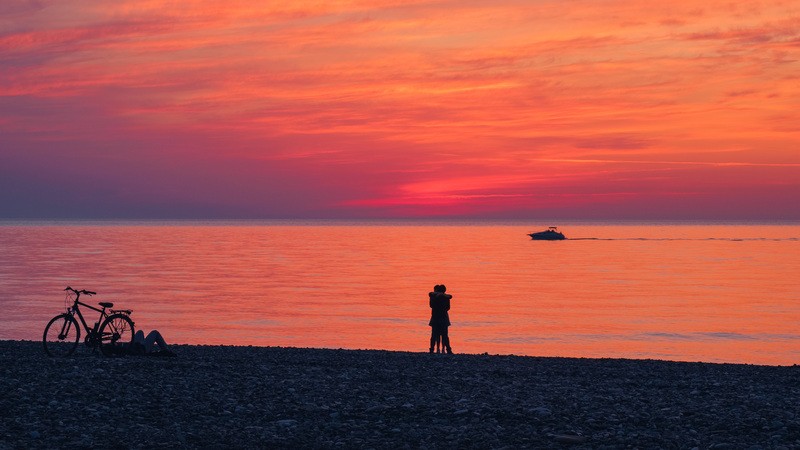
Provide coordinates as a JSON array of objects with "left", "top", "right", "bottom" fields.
[{"left": 429, "top": 284, "right": 453, "bottom": 354}]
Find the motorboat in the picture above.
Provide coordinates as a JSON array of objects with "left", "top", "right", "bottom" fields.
[{"left": 528, "top": 226, "right": 566, "bottom": 240}]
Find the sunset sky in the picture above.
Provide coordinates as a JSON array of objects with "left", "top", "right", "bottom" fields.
[{"left": 1, "top": 0, "right": 799, "bottom": 219}]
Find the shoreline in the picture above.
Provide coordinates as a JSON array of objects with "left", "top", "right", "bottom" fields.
[
  {"left": 10, "top": 337, "right": 800, "bottom": 366},
  {"left": 2, "top": 340, "right": 799, "bottom": 447}
]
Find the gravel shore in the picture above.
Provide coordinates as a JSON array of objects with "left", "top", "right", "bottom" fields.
[{"left": 2, "top": 340, "right": 799, "bottom": 449}]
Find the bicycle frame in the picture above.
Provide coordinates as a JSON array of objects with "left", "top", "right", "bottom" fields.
[{"left": 68, "top": 299, "right": 108, "bottom": 337}]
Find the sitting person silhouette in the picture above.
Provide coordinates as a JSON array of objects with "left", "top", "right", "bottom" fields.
[
  {"left": 128, "top": 330, "right": 176, "bottom": 356},
  {"left": 429, "top": 284, "right": 453, "bottom": 354}
]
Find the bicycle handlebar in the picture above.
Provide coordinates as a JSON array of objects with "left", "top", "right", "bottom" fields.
[{"left": 64, "top": 286, "right": 96, "bottom": 296}]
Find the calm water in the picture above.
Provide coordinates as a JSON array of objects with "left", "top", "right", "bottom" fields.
[{"left": 1, "top": 221, "right": 799, "bottom": 365}]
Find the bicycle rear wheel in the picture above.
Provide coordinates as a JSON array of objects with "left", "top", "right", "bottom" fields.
[
  {"left": 99, "top": 313, "right": 135, "bottom": 356},
  {"left": 43, "top": 314, "right": 80, "bottom": 357}
]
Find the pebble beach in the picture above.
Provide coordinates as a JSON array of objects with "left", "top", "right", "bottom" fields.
[{"left": 2, "top": 340, "right": 799, "bottom": 449}]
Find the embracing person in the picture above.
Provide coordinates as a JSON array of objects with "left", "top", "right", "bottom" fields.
[{"left": 428, "top": 284, "right": 453, "bottom": 354}]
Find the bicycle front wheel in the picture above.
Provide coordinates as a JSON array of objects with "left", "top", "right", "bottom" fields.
[
  {"left": 99, "top": 313, "right": 135, "bottom": 356},
  {"left": 43, "top": 314, "right": 80, "bottom": 357}
]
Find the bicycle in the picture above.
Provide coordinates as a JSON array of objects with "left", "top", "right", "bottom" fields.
[{"left": 43, "top": 287, "right": 136, "bottom": 357}]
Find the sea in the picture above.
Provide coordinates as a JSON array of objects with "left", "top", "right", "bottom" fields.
[{"left": 1, "top": 221, "right": 798, "bottom": 365}]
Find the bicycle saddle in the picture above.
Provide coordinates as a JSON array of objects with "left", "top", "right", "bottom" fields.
[{"left": 99, "top": 302, "right": 114, "bottom": 308}]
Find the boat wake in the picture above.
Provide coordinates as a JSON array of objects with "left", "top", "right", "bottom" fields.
[{"left": 568, "top": 237, "right": 800, "bottom": 241}]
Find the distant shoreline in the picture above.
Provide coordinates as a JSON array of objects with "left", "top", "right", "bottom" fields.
[{"left": 3, "top": 340, "right": 798, "bottom": 447}]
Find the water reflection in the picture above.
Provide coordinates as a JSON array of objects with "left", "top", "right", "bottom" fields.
[{"left": 0, "top": 222, "right": 798, "bottom": 365}]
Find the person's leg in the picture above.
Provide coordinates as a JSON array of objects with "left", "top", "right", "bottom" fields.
[
  {"left": 144, "top": 330, "right": 169, "bottom": 352},
  {"left": 441, "top": 326, "right": 452, "bottom": 354},
  {"left": 430, "top": 327, "right": 437, "bottom": 353}
]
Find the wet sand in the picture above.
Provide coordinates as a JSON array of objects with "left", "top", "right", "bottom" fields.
[{"left": 1, "top": 340, "right": 798, "bottom": 448}]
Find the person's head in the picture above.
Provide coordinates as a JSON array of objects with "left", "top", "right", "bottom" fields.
[{"left": 435, "top": 284, "right": 447, "bottom": 293}]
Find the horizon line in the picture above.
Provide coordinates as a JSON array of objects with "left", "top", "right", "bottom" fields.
[{"left": 2, "top": 217, "right": 799, "bottom": 225}]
